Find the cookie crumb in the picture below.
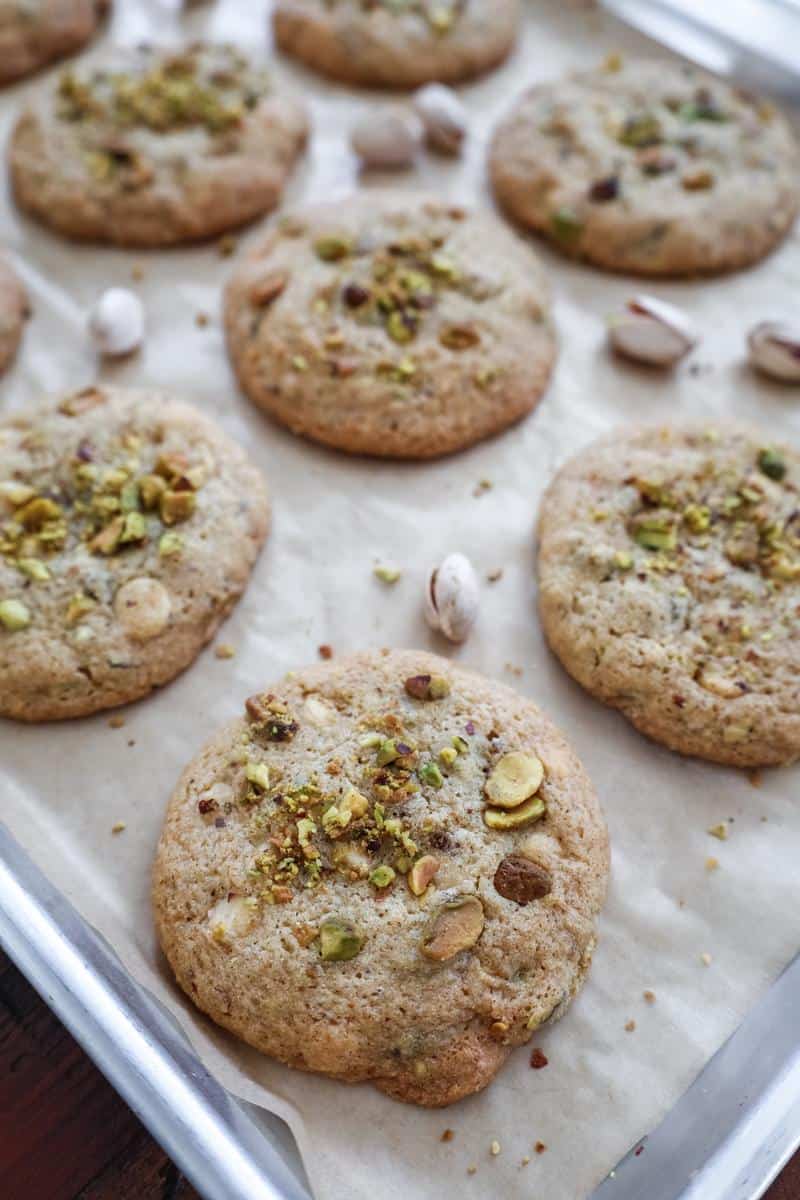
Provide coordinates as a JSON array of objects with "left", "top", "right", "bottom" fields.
[
  {"left": 707, "top": 822, "right": 728, "bottom": 840},
  {"left": 195, "top": 312, "right": 209, "bottom": 328},
  {"left": 748, "top": 770, "right": 763, "bottom": 788},
  {"left": 487, "top": 568, "right": 503, "bottom": 583},
  {"left": 529, "top": 1047, "right": 548, "bottom": 1069},
  {"left": 700, "top": 952, "right": 713, "bottom": 967},
  {"left": 490, "top": 1140, "right": 501, "bottom": 1157},
  {"left": 625, "top": 1019, "right": 636, "bottom": 1032},
  {"left": 441, "top": 1129, "right": 454, "bottom": 1143},
  {"left": 111, "top": 821, "right": 126, "bottom": 834},
  {"left": 473, "top": 478, "right": 493, "bottom": 497},
  {"left": 318, "top": 644, "right": 333, "bottom": 660},
  {"left": 643, "top": 990, "right": 656, "bottom": 1004},
  {"left": 127, "top": 739, "right": 136, "bottom": 747},
  {"left": 521, "top": 1156, "right": 530, "bottom": 1167},
  {"left": 108, "top": 715, "right": 125, "bottom": 729},
  {"left": 535, "top": 1141, "right": 547, "bottom": 1155},
  {"left": 705, "top": 856, "right": 720, "bottom": 872},
  {"left": 215, "top": 643, "right": 236, "bottom": 660},
  {"left": 218, "top": 234, "right": 237, "bottom": 257},
  {"left": 467, "top": 1166, "right": 477, "bottom": 1176},
  {"left": 131, "top": 265, "right": 144, "bottom": 281}
]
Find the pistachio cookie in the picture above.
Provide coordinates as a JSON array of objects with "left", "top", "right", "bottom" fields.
[
  {"left": 538, "top": 424, "right": 800, "bottom": 767},
  {"left": 0, "top": 257, "right": 27, "bottom": 376},
  {"left": 0, "top": 386, "right": 269, "bottom": 721},
  {"left": 224, "top": 193, "right": 556, "bottom": 458},
  {"left": 273, "top": 0, "right": 518, "bottom": 89},
  {"left": 8, "top": 44, "right": 308, "bottom": 247},
  {"left": 490, "top": 58, "right": 800, "bottom": 276},
  {"left": 153, "top": 649, "right": 609, "bottom": 1106},
  {"left": 0, "top": 1, "right": 108, "bottom": 87}
]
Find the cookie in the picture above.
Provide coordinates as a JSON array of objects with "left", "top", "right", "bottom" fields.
[
  {"left": 8, "top": 43, "right": 309, "bottom": 247},
  {"left": 0, "top": 0, "right": 108, "bottom": 87},
  {"left": 224, "top": 192, "right": 556, "bottom": 459},
  {"left": 153, "top": 649, "right": 608, "bottom": 1106},
  {"left": 490, "top": 58, "right": 800, "bottom": 276},
  {"left": 0, "top": 257, "right": 27, "bottom": 376},
  {"left": 537, "top": 424, "right": 800, "bottom": 767},
  {"left": 0, "top": 385, "right": 269, "bottom": 721},
  {"left": 273, "top": 0, "right": 518, "bottom": 89}
]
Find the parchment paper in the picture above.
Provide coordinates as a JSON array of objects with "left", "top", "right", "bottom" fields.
[{"left": 2, "top": 2, "right": 800, "bottom": 1198}]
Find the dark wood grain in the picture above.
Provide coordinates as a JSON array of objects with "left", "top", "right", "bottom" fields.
[{"left": 0, "top": 948, "right": 796, "bottom": 1198}]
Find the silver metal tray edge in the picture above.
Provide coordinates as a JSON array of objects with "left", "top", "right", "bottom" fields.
[{"left": 1, "top": 820, "right": 798, "bottom": 1200}]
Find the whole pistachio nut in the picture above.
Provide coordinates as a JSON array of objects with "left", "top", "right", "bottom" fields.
[
  {"left": 485, "top": 751, "right": 544, "bottom": 809},
  {"left": 318, "top": 916, "right": 363, "bottom": 962},
  {"left": 350, "top": 108, "right": 422, "bottom": 169},
  {"left": 609, "top": 295, "right": 698, "bottom": 367},
  {"left": 747, "top": 321, "right": 800, "bottom": 383},
  {"left": 424, "top": 551, "right": 479, "bottom": 644},
  {"left": 412, "top": 83, "right": 467, "bottom": 155},
  {"left": 484, "top": 794, "right": 546, "bottom": 831},
  {"left": 421, "top": 894, "right": 484, "bottom": 961}
]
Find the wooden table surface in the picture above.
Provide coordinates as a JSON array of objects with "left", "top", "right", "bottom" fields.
[{"left": 0, "top": 949, "right": 796, "bottom": 1199}]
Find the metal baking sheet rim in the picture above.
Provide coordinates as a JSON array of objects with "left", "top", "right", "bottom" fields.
[{"left": 1, "top": 821, "right": 799, "bottom": 1200}]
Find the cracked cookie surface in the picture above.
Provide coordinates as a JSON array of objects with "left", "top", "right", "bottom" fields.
[
  {"left": 224, "top": 192, "right": 556, "bottom": 459},
  {"left": 9, "top": 43, "right": 308, "bottom": 246},
  {"left": 490, "top": 58, "right": 800, "bottom": 276},
  {"left": 537, "top": 423, "right": 800, "bottom": 766},
  {"left": 273, "top": 0, "right": 519, "bottom": 88},
  {"left": 0, "top": 385, "right": 269, "bottom": 720},
  {"left": 153, "top": 649, "right": 608, "bottom": 1106}
]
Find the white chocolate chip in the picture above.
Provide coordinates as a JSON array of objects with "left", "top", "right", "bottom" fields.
[
  {"left": 350, "top": 108, "right": 423, "bottom": 169},
  {"left": 424, "top": 552, "right": 479, "bottom": 643},
  {"left": 304, "top": 695, "right": 335, "bottom": 727},
  {"left": 88, "top": 288, "right": 145, "bottom": 357},
  {"left": 413, "top": 83, "right": 467, "bottom": 155},
  {"left": 207, "top": 895, "right": 256, "bottom": 941},
  {"left": 114, "top": 577, "right": 171, "bottom": 640},
  {"left": 747, "top": 321, "right": 800, "bottom": 383},
  {"left": 609, "top": 295, "right": 698, "bottom": 367}
]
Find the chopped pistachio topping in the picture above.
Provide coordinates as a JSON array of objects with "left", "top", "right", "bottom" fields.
[
  {"left": 369, "top": 864, "right": 396, "bottom": 888},
  {"left": 0, "top": 598, "right": 30, "bottom": 631},
  {"left": 318, "top": 916, "right": 363, "bottom": 962}
]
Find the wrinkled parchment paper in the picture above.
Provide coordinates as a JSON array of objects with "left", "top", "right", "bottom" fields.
[{"left": 2, "top": 2, "right": 800, "bottom": 1197}]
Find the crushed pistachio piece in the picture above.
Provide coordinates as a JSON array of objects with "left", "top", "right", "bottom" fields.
[
  {"left": 551, "top": 207, "right": 583, "bottom": 243},
  {"left": 245, "top": 760, "right": 270, "bottom": 791},
  {"left": 0, "top": 598, "right": 30, "bottom": 631},
  {"left": 484, "top": 794, "right": 546, "bottom": 831},
  {"left": 404, "top": 673, "right": 450, "bottom": 701},
  {"left": 158, "top": 531, "right": 184, "bottom": 557},
  {"left": 160, "top": 489, "right": 196, "bottom": 525},
  {"left": 408, "top": 854, "right": 439, "bottom": 896},
  {"left": 318, "top": 916, "right": 363, "bottom": 962},
  {"left": 369, "top": 864, "right": 396, "bottom": 889},
  {"left": 374, "top": 563, "right": 401, "bottom": 584},
  {"left": 419, "top": 761, "right": 444, "bottom": 789},
  {"left": 421, "top": 895, "right": 484, "bottom": 961},
  {"left": 17, "top": 558, "right": 50, "bottom": 581},
  {"left": 708, "top": 822, "right": 728, "bottom": 841},
  {"left": 758, "top": 447, "right": 786, "bottom": 481},
  {"left": 314, "top": 235, "right": 351, "bottom": 262}
]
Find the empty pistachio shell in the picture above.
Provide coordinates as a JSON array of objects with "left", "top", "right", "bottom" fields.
[
  {"left": 485, "top": 751, "right": 544, "bottom": 809},
  {"left": 609, "top": 295, "right": 697, "bottom": 367},
  {"left": 493, "top": 855, "right": 552, "bottom": 905},
  {"left": 424, "top": 551, "right": 479, "bottom": 643},
  {"left": 113, "top": 577, "right": 171, "bottom": 640},
  {"left": 421, "top": 894, "right": 484, "bottom": 961},
  {"left": 412, "top": 83, "right": 467, "bottom": 155},
  {"left": 484, "top": 794, "right": 546, "bottom": 831},
  {"left": 747, "top": 321, "right": 800, "bottom": 383},
  {"left": 319, "top": 916, "right": 363, "bottom": 962},
  {"left": 88, "top": 287, "right": 145, "bottom": 357},
  {"left": 408, "top": 854, "right": 440, "bottom": 896},
  {"left": 350, "top": 108, "right": 422, "bottom": 169}
]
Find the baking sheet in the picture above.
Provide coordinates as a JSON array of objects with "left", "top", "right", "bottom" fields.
[{"left": 2, "top": 2, "right": 800, "bottom": 1198}]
